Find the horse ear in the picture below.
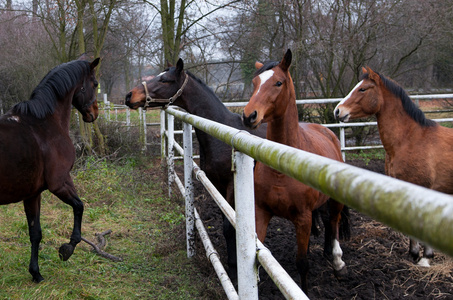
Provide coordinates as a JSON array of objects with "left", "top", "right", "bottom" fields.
[
  {"left": 90, "top": 58, "right": 100, "bottom": 70},
  {"left": 367, "top": 67, "right": 380, "bottom": 82},
  {"left": 362, "top": 67, "right": 368, "bottom": 74},
  {"left": 280, "top": 49, "right": 292, "bottom": 72},
  {"left": 255, "top": 62, "right": 264, "bottom": 70},
  {"left": 176, "top": 58, "right": 184, "bottom": 74}
]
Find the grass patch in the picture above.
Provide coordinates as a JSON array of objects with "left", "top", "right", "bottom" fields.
[
  {"left": 0, "top": 157, "right": 222, "bottom": 299},
  {"left": 345, "top": 148, "right": 386, "bottom": 165}
]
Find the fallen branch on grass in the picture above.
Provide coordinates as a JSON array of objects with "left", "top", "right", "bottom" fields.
[{"left": 81, "top": 229, "right": 123, "bottom": 262}]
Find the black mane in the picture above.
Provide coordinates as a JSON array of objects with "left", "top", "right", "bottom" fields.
[
  {"left": 186, "top": 70, "right": 223, "bottom": 103},
  {"left": 12, "top": 60, "right": 91, "bottom": 119},
  {"left": 254, "top": 61, "right": 279, "bottom": 77},
  {"left": 361, "top": 72, "right": 436, "bottom": 127}
]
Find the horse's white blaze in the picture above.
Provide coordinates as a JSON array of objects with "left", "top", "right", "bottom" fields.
[
  {"left": 332, "top": 239, "right": 346, "bottom": 271},
  {"left": 256, "top": 70, "right": 274, "bottom": 96},
  {"left": 157, "top": 71, "right": 167, "bottom": 77},
  {"left": 334, "top": 80, "right": 364, "bottom": 120}
]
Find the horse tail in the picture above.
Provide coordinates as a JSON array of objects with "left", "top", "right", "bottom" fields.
[{"left": 339, "top": 205, "right": 351, "bottom": 241}]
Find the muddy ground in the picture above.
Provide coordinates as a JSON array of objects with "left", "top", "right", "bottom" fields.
[{"left": 189, "top": 158, "right": 453, "bottom": 300}]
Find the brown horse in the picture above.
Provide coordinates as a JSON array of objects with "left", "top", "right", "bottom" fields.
[
  {"left": 242, "top": 49, "right": 348, "bottom": 291},
  {"left": 334, "top": 66, "right": 453, "bottom": 267},
  {"left": 0, "top": 57, "right": 100, "bottom": 282}
]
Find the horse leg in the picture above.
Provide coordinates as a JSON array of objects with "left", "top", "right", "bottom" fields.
[
  {"left": 326, "top": 199, "right": 347, "bottom": 278},
  {"left": 418, "top": 245, "right": 434, "bottom": 267},
  {"left": 223, "top": 216, "right": 237, "bottom": 281},
  {"left": 409, "top": 238, "right": 421, "bottom": 262},
  {"left": 255, "top": 206, "right": 272, "bottom": 242},
  {"left": 23, "top": 195, "right": 44, "bottom": 283},
  {"left": 50, "top": 180, "right": 84, "bottom": 261},
  {"left": 223, "top": 184, "right": 238, "bottom": 283},
  {"left": 294, "top": 213, "right": 312, "bottom": 292}
]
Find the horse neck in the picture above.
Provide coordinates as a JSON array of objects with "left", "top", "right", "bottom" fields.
[
  {"left": 179, "top": 78, "right": 237, "bottom": 158},
  {"left": 179, "top": 79, "right": 232, "bottom": 122},
  {"left": 51, "top": 93, "right": 74, "bottom": 132},
  {"left": 375, "top": 89, "right": 421, "bottom": 152},
  {"left": 266, "top": 85, "right": 300, "bottom": 147}
]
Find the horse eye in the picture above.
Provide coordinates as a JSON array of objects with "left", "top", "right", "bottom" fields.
[
  {"left": 81, "top": 86, "right": 86, "bottom": 93},
  {"left": 94, "top": 81, "right": 98, "bottom": 88},
  {"left": 276, "top": 81, "right": 283, "bottom": 87},
  {"left": 359, "top": 88, "right": 366, "bottom": 92}
]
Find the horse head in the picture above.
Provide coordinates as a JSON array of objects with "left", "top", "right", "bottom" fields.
[
  {"left": 73, "top": 58, "right": 100, "bottom": 122},
  {"left": 334, "top": 67, "right": 383, "bottom": 122},
  {"left": 242, "top": 49, "right": 294, "bottom": 129},
  {"left": 125, "top": 58, "right": 188, "bottom": 110}
]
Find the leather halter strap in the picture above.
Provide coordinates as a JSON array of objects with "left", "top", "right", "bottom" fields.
[{"left": 142, "top": 74, "right": 189, "bottom": 110}]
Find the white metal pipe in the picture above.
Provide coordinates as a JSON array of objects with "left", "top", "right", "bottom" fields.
[
  {"left": 194, "top": 208, "right": 239, "bottom": 300},
  {"left": 256, "top": 241, "right": 309, "bottom": 300},
  {"left": 184, "top": 122, "right": 195, "bottom": 258},
  {"left": 167, "top": 113, "right": 175, "bottom": 198},
  {"left": 165, "top": 107, "right": 453, "bottom": 257},
  {"left": 233, "top": 151, "right": 258, "bottom": 300},
  {"left": 160, "top": 110, "right": 166, "bottom": 159},
  {"left": 171, "top": 171, "right": 239, "bottom": 300},
  {"left": 193, "top": 166, "right": 236, "bottom": 226},
  {"left": 142, "top": 109, "right": 147, "bottom": 150}
]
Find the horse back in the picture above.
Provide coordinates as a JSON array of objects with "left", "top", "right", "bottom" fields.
[{"left": 298, "top": 122, "right": 343, "bottom": 162}]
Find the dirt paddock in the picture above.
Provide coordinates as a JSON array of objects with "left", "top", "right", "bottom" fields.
[{"left": 191, "top": 158, "right": 453, "bottom": 299}]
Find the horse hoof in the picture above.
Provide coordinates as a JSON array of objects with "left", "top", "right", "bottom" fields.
[
  {"left": 417, "top": 258, "right": 430, "bottom": 268},
  {"left": 334, "top": 266, "right": 348, "bottom": 279},
  {"left": 32, "top": 274, "right": 45, "bottom": 283},
  {"left": 58, "top": 243, "right": 75, "bottom": 261}
]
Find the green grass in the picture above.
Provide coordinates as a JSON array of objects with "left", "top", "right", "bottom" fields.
[
  {"left": 345, "top": 148, "right": 386, "bottom": 165},
  {"left": 0, "top": 157, "right": 221, "bottom": 300}
]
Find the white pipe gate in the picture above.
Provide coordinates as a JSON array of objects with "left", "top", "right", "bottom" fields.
[{"left": 161, "top": 106, "right": 453, "bottom": 300}]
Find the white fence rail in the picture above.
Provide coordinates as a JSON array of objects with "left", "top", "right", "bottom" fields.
[
  {"left": 98, "top": 94, "right": 453, "bottom": 160},
  {"left": 161, "top": 105, "right": 453, "bottom": 300}
]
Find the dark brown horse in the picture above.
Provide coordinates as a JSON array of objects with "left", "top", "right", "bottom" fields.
[
  {"left": 334, "top": 66, "right": 453, "bottom": 267},
  {"left": 125, "top": 59, "right": 267, "bottom": 280},
  {"left": 0, "top": 57, "right": 100, "bottom": 282},
  {"left": 242, "top": 49, "right": 348, "bottom": 291}
]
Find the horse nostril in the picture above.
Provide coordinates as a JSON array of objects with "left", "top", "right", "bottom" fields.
[
  {"left": 334, "top": 108, "right": 340, "bottom": 120},
  {"left": 242, "top": 110, "right": 258, "bottom": 128},
  {"left": 250, "top": 110, "right": 257, "bottom": 123}
]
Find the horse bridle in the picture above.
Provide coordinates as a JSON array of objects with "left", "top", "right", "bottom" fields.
[{"left": 142, "top": 74, "right": 189, "bottom": 110}]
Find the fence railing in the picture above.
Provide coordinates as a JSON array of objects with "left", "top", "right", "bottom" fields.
[
  {"left": 161, "top": 106, "right": 453, "bottom": 300},
  {"left": 98, "top": 94, "right": 453, "bottom": 161}
]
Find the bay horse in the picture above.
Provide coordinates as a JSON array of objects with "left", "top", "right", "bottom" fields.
[
  {"left": 242, "top": 49, "right": 348, "bottom": 291},
  {"left": 334, "top": 66, "right": 453, "bottom": 267},
  {"left": 0, "top": 57, "right": 100, "bottom": 282},
  {"left": 125, "top": 58, "right": 267, "bottom": 280}
]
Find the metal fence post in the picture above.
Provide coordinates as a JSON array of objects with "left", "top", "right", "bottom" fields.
[
  {"left": 340, "top": 124, "right": 346, "bottom": 161},
  {"left": 142, "top": 109, "right": 147, "bottom": 150},
  {"left": 184, "top": 122, "right": 195, "bottom": 257},
  {"left": 161, "top": 110, "right": 166, "bottom": 159},
  {"left": 233, "top": 150, "right": 258, "bottom": 300},
  {"left": 167, "top": 113, "right": 175, "bottom": 198}
]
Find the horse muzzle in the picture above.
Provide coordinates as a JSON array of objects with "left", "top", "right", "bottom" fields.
[
  {"left": 242, "top": 111, "right": 261, "bottom": 129},
  {"left": 334, "top": 107, "right": 350, "bottom": 122}
]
